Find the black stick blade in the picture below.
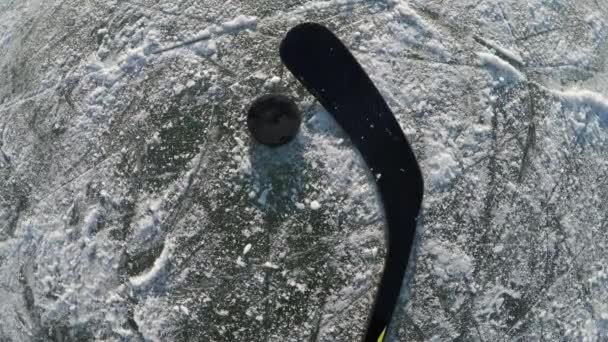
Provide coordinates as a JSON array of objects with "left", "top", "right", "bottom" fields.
[{"left": 280, "top": 23, "right": 424, "bottom": 342}]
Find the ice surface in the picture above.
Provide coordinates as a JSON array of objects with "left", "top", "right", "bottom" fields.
[{"left": 1, "top": 0, "right": 608, "bottom": 341}]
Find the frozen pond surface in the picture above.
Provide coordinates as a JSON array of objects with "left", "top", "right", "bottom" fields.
[{"left": 1, "top": 0, "right": 608, "bottom": 340}]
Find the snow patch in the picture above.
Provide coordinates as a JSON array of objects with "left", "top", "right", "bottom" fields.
[
  {"left": 287, "top": 278, "right": 308, "bottom": 293},
  {"left": 475, "top": 36, "right": 523, "bottom": 66},
  {"left": 236, "top": 256, "right": 246, "bottom": 267},
  {"left": 221, "top": 15, "right": 258, "bottom": 31},
  {"left": 551, "top": 88, "right": 608, "bottom": 127},
  {"left": 425, "top": 239, "right": 474, "bottom": 284},
  {"left": 81, "top": 208, "right": 100, "bottom": 238},
  {"left": 310, "top": 200, "right": 321, "bottom": 210},
  {"left": 134, "top": 296, "right": 178, "bottom": 341},
  {"left": 287, "top": 0, "right": 364, "bottom": 15},
  {"left": 130, "top": 241, "right": 173, "bottom": 289},
  {"left": 243, "top": 243, "right": 252, "bottom": 255},
  {"left": 425, "top": 149, "right": 460, "bottom": 189},
  {"left": 477, "top": 284, "right": 522, "bottom": 318},
  {"left": 374, "top": 2, "right": 452, "bottom": 61},
  {"left": 262, "top": 261, "right": 280, "bottom": 270},
  {"left": 478, "top": 52, "right": 525, "bottom": 82}
]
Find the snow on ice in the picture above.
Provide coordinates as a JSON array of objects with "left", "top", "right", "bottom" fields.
[{"left": 1, "top": 0, "right": 608, "bottom": 340}]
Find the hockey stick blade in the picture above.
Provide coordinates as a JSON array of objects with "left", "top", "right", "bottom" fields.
[{"left": 280, "top": 23, "right": 424, "bottom": 342}]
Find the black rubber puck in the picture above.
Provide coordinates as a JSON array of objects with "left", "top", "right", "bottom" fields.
[{"left": 247, "top": 94, "right": 302, "bottom": 147}]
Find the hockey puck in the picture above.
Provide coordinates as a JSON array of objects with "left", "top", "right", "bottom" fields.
[{"left": 247, "top": 94, "right": 301, "bottom": 147}]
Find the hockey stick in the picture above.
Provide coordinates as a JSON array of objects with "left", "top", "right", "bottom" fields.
[{"left": 280, "top": 23, "right": 424, "bottom": 342}]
